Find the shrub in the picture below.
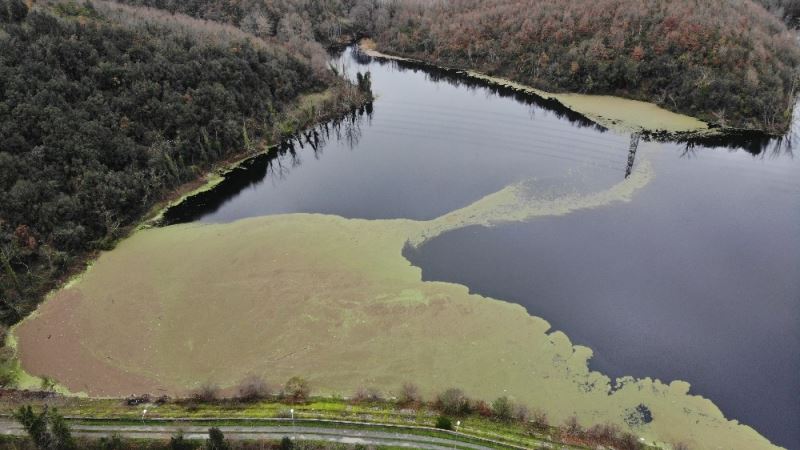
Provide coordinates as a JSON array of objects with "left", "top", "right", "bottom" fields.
[
  {"left": 562, "top": 415, "right": 582, "bottom": 437},
  {"left": 531, "top": 409, "right": 549, "bottom": 428},
  {"left": 280, "top": 436, "right": 294, "bottom": 450},
  {"left": 618, "top": 432, "right": 644, "bottom": 450},
  {"left": 206, "top": 427, "right": 228, "bottom": 450},
  {"left": 514, "top": 404, "right": 530, "bottom": 422},
  {"left": 283, "top": 377, "right": 311, "bottom": 402},
  {"left": 436, "top": 388, "right": 470, "bottom": 415},
  {"left": 586, "top": 423, "right": 620, "bottom": 443},
  {"left": 472, "top": 400, "right": 493, "bottom": 417},
  {"left": 352, "top": 386, "right": 382, "bottom": 403},
  {"left": 435, "top": 416, "right": 453, "bottom": 430},
  {"left": 39, "top": 376, "right": 56, "bottom": 392},
  {"left": 491, "top": 396, "right": 513, "bottom": 421},
  {"left": 170, "top": 431, "right": 194, "bottom": 450},
  {"left": 397, "top": 382, "right": 421, "bottom": 406},
  {"left": 0, "top": 368, "right": 18, "bottom": 388},
  {"left": 237, "top": 375, "right": 271, "bottom": 402},
  {"left": 193, "top": 382, "right": 220, "bottom": 403}
]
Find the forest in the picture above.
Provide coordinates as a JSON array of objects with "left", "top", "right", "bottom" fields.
[
  {"left": 110, "top": 0, "right": 800, "bottom": 132},
  {"left": 0, "top": 0, "right": 370, "bottom": 325},
  {"left": 371, "top": 0, "right": 800, "bottom": 133}
]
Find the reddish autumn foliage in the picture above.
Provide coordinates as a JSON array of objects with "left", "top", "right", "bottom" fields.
[{"left": 374, "top": 0, "right": 800, "bottom": 132}]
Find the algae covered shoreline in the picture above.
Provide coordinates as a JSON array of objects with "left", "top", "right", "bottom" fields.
[
  {"left": 10, "top": 147, "right": 783, "bottom": 449},
  {"left": 358, "top": 39, "right": 787, "bottom": 144}
]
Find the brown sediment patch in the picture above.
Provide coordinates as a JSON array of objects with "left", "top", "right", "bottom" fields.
[
  {"left": 15, "top": 289, "right": 166, "bottom": 396},
  {"left": 12, "top": 150, "right": 778, "bottom": 449}
]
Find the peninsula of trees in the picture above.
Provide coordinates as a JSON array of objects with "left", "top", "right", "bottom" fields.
[{"left": 371, "top": 0, "right": 800, "bottom": 133}]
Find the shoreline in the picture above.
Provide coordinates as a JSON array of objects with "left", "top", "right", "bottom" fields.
[
  {"left": 358, "top": 40, "right": 780, "bottom": 143},
  {"left": 3, "top": 84, "right": 373, "bottom": 394}
]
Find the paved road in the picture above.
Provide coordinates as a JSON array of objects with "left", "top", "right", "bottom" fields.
[{"left": 0, "top": 420, "right": 533, "bottom": 450}]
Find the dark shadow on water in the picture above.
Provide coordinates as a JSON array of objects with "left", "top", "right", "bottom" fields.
[
  {"left": 160, "top": 107, "right": 369, "bottom": 225},
  {"left": 355, "top": 49, "right": 608, "bottom": 132},
  {"left": 672, "top": 128, "right": 795, "bottom": 158}
]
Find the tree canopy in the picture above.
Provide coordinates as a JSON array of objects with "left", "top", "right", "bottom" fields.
[
  {"left": 0, "top": 0, "right": 368, "bottom": 323},
  {"left": 371, "top": 0, "right": 800, "bottom": 132}
]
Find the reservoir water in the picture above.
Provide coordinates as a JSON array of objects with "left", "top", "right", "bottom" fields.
[{"left": 163, "top": 47, "right": 800, "bottom": 449}]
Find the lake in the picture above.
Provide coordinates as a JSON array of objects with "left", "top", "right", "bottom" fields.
[{"left": 162, "top": 47, "right": 800, "bottom": 449}]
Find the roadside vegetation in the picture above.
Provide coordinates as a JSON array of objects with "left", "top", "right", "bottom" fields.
[
  {"left": 0, "top": 378, "right": 683, "bottom": 450},
  {"left": 0, "top": 0, "right": 372, "bottom": 325},
  {"left": 1, "top": 425, "right": 368, "bottom": 450}
]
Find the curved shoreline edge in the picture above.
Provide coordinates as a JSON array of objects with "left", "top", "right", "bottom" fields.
[
  {"left": 11, "top": 148, "right": 782, "bottom": 449},
  {"left": 358, "top": 40, "right": 787, "bottom": 144}
]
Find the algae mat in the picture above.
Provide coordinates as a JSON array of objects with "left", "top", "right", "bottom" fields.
[{"left": 15, "top": 152, "right": 775, "bottom": 449}]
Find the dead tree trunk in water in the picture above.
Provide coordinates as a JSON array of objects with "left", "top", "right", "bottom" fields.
[{"left": 625, "top": 132, "right": 641, "bottom": 179}]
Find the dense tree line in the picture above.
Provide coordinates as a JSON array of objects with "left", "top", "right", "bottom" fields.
[
  {"left": 113, "top": 0, "right": 800, "bottom": 132},
  {"left": 371, "top": 0, "right": 800, "bottom": 133},
  {"left": 0, "top": 0, "right": 369, "bottom": 323}
]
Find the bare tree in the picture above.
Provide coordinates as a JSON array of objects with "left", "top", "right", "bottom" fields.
[
  {"left": 237, "top": 375, "right": 271, "bottom": 402},
  {"left": 283, "top": 377, "right": 310, "bottom": 402},
  {"left": 193, "top": 382, "right": 220, "bottom": 403},
  {"left": 398, "top": 382, "right": 421, "bottom": 406}
]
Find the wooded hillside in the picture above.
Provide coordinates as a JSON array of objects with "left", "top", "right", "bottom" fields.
[
  {"left": 372, "top": 0, "right": 800, "bottom": 132},
  {"left": 116, "top": 0, "right": 800, "bottom": 132},
  {"left": 0, "top": 0, "right": 369, "bottom": 325}
]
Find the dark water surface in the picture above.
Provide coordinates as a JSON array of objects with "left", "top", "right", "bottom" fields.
[
  {"left": 164, "top": 47, "right": 800, "bottom": 448},
  {"left": 163, "top": 47, "right": 629, "bottom": 224},
  {"left": 405, "top": 144, "right": 800, "bottom": 448}
]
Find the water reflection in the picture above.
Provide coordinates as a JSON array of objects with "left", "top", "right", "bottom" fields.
[
  {"left": 163, "top": 46, "right": 638, "bottom": 224},
  {"left": 677, "top": 129, "right": 794, "bottom": 157},
  {"left": 358, "top": 49, "right": 608, "bottom": 132},
  {"left": 625, "top": 133, "right": 640, "bottom": 179},
  {"left": 161, "top": 109, "right": 368, "bottom": 225}
]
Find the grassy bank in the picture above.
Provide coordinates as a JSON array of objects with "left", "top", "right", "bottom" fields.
[{"left": 0, "top": 393, "right": 659, "bottom": 450}]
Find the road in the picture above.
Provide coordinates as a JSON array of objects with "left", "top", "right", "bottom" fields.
[{"left": 0, "top": 419, "right": 537, "bottom": 450}]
